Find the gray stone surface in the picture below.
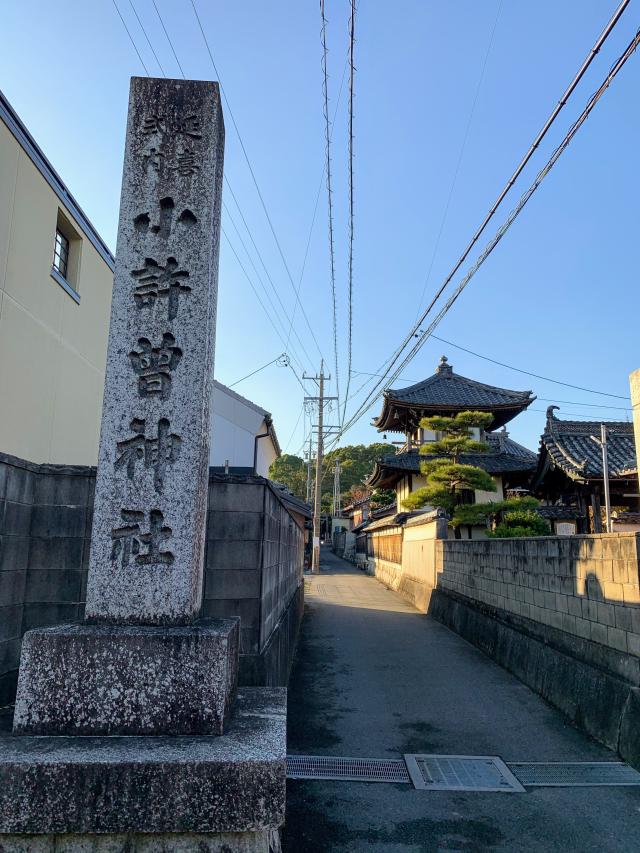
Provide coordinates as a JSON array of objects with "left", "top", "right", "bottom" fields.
[
  {"left": 0, "top": 688, "right": 285, "bottom": 835},
  {"left": 12, "top": 619, "right": 239, "bottom": 735},
  {"left": 0, "top": 831, "right": 280, "bottom": 852},
  {"left": 85, "top": 77, "right": 224, "bottom": 625}
]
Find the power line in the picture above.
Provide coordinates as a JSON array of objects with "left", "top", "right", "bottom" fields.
[
  {"left": 112, "top": 3, "right": 312, "bottom": 397},
  {"left": 320, "top": 0, "right": 340, "bottom": 422},
  {"left": 284, "top": 402, "right": 306, "bottom": 453},
  {"left": 228, "top": 354, "right": 288, "bottom": 388},
  {"left": 414, "top": 0, "right": 503, "bottom": 321},
  {"left": 351, "top": 367, "right": 631, "bottom": 409},
  {"left": 112, "top": 0, "right": 150, "bottom": 74},
  {"left": 188, "top": 0, "right": 327, "bottom": 365},
  {"left": 343, "top": 0, "right": 357, "bottom": 425},
  {"left": 429, "top": 334, "right": 630, "bottom": 400},
  {"left": 337, "top": 0, "right": 632, "bottom": 434},
  {"left": 150, "top": 0, "right": 317, "bottom": 376},
  {"left": 353, "top": 334, "right": 630, "bottom": 402},
  {"left": 151, "top": 0, "right": 185, "bottom": 77},
  {"left": 222, "top": 198, "right": 313, "bottom": 373},
  {"left": 221, "top": 229, "right": 307, "bottom": 392},
  {"left": 128, "top": 0, "right": 166, "bottom": 76},
  {"left": 336, "top": 24, "right": 640, "bottom": 446}
]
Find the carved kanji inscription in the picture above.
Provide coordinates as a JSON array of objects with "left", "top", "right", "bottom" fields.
[
  {"left": 111, "top": 509, "right": 174, "bottom": 568},
  {"left": 129, "top": 333, "right": 182, "bottom": 400}
]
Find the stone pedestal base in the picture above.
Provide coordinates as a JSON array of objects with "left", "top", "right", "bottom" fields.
[
  {"left": 0, "top": 829, "right": 281, "bottom": 852},
  {"left": 0, "top": 689, "right": 285, "bottom": 837},
  {"left": 13, "top": 619, "right": 239, "bottom": 736}
]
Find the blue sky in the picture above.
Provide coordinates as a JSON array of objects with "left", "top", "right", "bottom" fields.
[{"left": 2, "top": 1, "right": 639, "bottom": 457}]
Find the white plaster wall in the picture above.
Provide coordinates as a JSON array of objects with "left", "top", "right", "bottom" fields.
[{"left": 209, "top": 384, "right": 278, "bottom": 476}]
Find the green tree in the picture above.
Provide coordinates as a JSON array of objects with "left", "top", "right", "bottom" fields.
[
  {"left": 453, "top": 496, "right": 550, "bottom": 537},
  {"left": 268, "top": 454, "right": 307, "bottom": 500},
  {"left": 268, "top": 442, "right": 396, "bottom": 508},
  {"left": 402, "top": 411, "right": 496, "bottom": 516},
  {"left": 324, "top": 443, "right": 396, "bottom": 497}
]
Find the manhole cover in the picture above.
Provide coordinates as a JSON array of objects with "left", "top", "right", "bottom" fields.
[
  {"left": 404, "top": 754, "right": 525, "bottom": 792},
  {"left": 510, "top": 762, "right": 640, "bottom": 786},
  {"left": 287, "top": 755, "right": 410, "bottom": 783}
]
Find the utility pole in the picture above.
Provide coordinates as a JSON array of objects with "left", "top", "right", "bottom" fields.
[
  {"left": 601, "top": 423, "right": 612, "bottom": 534},
  {"left": 333, "top": 461, "right": 342, "bottom": 517},
  {"left": 305, "top": 434, "right": 313, "bottom": 505},
  {"left": 590, "top": 424, "right": 612, "bottom": 533},
  {"left": 303, "top": 360, "right": 337, "bottom": 573}
]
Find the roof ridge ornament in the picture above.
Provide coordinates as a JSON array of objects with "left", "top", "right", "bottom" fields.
[
  {"left": 436, "top": 355, "right": 453, "bottom": 376},
  {"left": 546, "top": 405, "right": 559, "bottom": 429}
]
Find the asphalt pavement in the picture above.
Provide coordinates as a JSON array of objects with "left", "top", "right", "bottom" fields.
[{"left": 283, "top": 547, "right": 640, "bottom": 853}]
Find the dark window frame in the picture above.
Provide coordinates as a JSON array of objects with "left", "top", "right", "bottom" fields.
[{"left": 53, "top": 227, "right": 70, "bottom": 279}]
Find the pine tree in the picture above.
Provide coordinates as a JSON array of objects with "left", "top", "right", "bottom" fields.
[{"left": 402, "top": 411, "right": 496, "bottom": 515}]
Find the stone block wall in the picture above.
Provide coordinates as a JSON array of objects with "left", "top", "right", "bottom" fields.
[
  {"left": 0, "top": 455, "right": 306, "bottom": 706},
  {"left": 436, "top": 534, "right": 640, "bottom": 659},
  {"left": 431, "top": 533, "right": 640, "bottom": 766},
  {"left": 0, "top": 455, "right": 94, "bottom": 706},
  {"left": 202, "top": 476, "right": 305, "bottom": 669}
]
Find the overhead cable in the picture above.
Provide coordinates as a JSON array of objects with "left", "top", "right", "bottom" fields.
[
  {"left": 228, "top": 354, "right": 288, "bottom": 388},
  {"left": 151, "top": 0, "right": 185, "bottom": 76},
  {"left": 335, "top": 25, "right": 640, "bottom": 445},
  {"left": 340, "top": 0, "right": 632, "bottom": 428},
  {"left": 342, "top": 0, "right": 356, "bottom": 425},
  {"left": 128, "top": 0, "right": 166, "bottom": 76},
  {"left": 320, "top": 0, "right": 341, "bottom": 420},
  {"left": 112, "top": 0, "right": 150, "bottom": 74},
  {"left": 429, "top": 334, "right": 630, "bottom": 400},
  {"left": 414, "top": 0, "right": 503, "bottom": 321},
  {"left": 188, "top": 0, "right": 327, "bottom": 364},
  {"left": 223, "top": 198, "right": 315, "bottom": 372}
]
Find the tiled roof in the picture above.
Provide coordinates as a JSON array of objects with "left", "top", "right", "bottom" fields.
[
  {"left": 539, "top": 409, "right": 637, "bottom": 481},
  {"left": 374, "top": 357, "right": 534, "bottom": 432},
  {"left": 366, "top": 432, "right": 537, "bottom": 487},
  {"left": 537, "top": 505, "right": 583, "bottom": 520}
]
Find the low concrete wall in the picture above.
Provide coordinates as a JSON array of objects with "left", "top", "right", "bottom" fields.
[
  {"left": 0, "top": 454, "right": 307, "bottom": 707},
  {"left": 436, "top": 534, "right": 640, "bottom": 656},
  {"left": 368, "top": 513, "right": 447, "bottom": 612},
  {"left": 431, "top": 534, "right": 640, "bottom": 766}
]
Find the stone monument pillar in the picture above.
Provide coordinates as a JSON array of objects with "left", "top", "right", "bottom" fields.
[
  {"left": 0, "top": 78, "right": 285, "bottom": 853},
  {"left": 631, "top": 370, "right": 640, "bottom": 496}
]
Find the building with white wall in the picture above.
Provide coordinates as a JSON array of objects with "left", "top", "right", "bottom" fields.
[{"left": 209, "top": 381, "right": 280, "bottom": 477}]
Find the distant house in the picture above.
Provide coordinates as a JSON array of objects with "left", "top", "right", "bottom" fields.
[
  {"left": 342, "top": 494, "right": 372, "bottom": 529},
  {"left": 531, "top": 407, "right": 638, "bottom": 533},
  {"left": 209, "top": 380, "right": 281, "bottom": 477},
  {"left": 366, "top": 356, "right": 538, "bottom": 512}
]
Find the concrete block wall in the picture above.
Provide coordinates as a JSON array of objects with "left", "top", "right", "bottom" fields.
[
  {"left": 203, "top": 480, "right": 265, "bottom": 656},
  {"left": 431, "top": 533, "right": 640, "bottom": 766},
  {"left": 202, "top": 478, "right": 304, "bottom": 662},
  {"left": 437, "top": 534, "right": 640, "bottom": 659},
  {"left": 0, "top": 455, "right": 306, "bottom": 706},
  {"left": 0, "top": 454, "right": 93, "bottom": 706}
]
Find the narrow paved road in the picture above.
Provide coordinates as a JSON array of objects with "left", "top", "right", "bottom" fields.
[{"left": 283, "top": 547, "right": 640, "bottom": 853}]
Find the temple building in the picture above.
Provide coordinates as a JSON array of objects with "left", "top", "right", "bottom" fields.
[
  {"left": 367, "top": 356, "right": 538, "bottom": 511},
  {"left": 531, "top": 407, "right": 639, "bottom": 534}
]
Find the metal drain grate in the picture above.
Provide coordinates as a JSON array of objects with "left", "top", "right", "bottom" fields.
[
  {"left": 404, "top": 754, "right": 525, "bottom": 793},
  {"left": 510, "top": 762, "right": 640, "bottom": 787},
  {"left": 286, "top": 755, "right": 410, "bottom": 783}
]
